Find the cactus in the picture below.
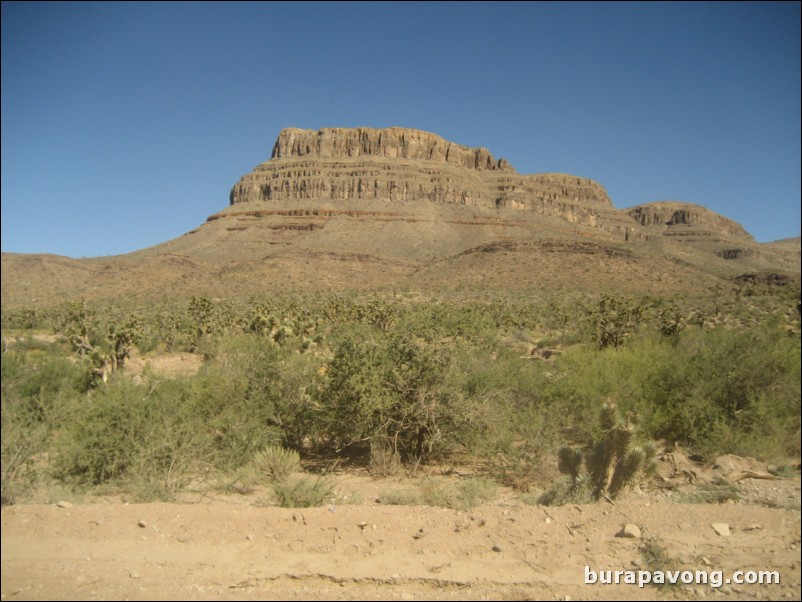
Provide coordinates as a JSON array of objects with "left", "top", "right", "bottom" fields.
[
  {"left": 588, "top": 295, "right": 649, "bottom": 350},
  {"left": 557, "top": 446, "right": 583, "bottom": 480},
  {"left": 556, "top": 400, "right": 656, "bottom": 501}
]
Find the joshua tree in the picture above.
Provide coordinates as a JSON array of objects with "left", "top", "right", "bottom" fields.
[{"left": 558, "top": 400, "right": 656, "bottom": 501}]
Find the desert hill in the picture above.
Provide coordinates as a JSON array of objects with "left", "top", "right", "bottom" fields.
[{"left": 2, "top": 127, "right": 799, "bottom": 307}]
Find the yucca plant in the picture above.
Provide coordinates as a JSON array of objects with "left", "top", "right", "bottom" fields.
[{"left": 252, "top": 445, "right": 301, "bottom": 482}]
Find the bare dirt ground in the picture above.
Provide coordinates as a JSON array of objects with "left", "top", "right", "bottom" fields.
[{"left": 2, "top": 467, "right": 800, "bottom": 602}]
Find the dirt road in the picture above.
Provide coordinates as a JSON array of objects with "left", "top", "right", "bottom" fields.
[{"left": 2, "top": 475, "right": 800, "bottom": 601}]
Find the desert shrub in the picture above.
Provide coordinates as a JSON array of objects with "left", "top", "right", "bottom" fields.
[
  {"left": 54, "top": 378, "right": 208, "bottom": 490},
  {"left": 321, "top": 333, "right": 479, "bottom": 462},
  {"left": 536, "top": 475, "right": 593, "bottom": 506},
  {"left": 532, "top": 323, "right": 800, "bottom": 461},
  {"left": 53, "top": 367, "right": 284, "bottom": 492},
  {"left": 1, "top": 411, "right": 50, "bottom": 505},
  {"left": 676, "top": 478, "right": 741, "bottom": 504},
  {"left": 369, "top": 437, "right": 401, "bottom": 476},
  {"left": 638, "top": 325, "right": 800, "bottom": 459},
  {"left": 2, "top": 307, "right": 43, "bottom": 330},
  {"left": 2, "top": 350, "right": 93, "bottom": 420},
  {"left": 379, "top": 488, "right": 423, "bottom": 505},
  {"left": 419, "top": 476, "right": 498, "bottom": 511},
  {"left": 187, "top": 369, "right": 283, "bottom": 471},
  {"left": 213, "top": 335, "right": 322, "bottom": 451},
  {"left": 639, "top": 536, "right": 680, "bottom": 588},
  {"left": 1, "top": 348, "right": 93, "bottom": 503},
  {"left": 252, "top": 445, "right": 301, "bottom": 481},
  {"left": 271, "top": 476, "right": 334, "bottom": 508}
]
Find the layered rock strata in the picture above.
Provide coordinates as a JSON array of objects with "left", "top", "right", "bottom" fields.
[
  {"left": 230, "top": 127, "right": 642, "bottom": 241},
  {"left": 626, "top": 201, "right": 754, "bottom": 243}
]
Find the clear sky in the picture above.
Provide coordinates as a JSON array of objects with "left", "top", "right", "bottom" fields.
[{"left": 2, "top": 1, "right": 800, "bottom": 258}]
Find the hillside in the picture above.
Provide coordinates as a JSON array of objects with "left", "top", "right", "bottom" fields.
[{"left": 2, "top": 127, "right": 799, "bottom": 307}]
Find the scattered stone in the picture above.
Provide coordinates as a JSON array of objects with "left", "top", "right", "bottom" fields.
[
  {"left": 711, "top": 523, "right": 730, "bottom": 536},
  {"left": 743, "top": 524, "right": 762, "bottom": 531},
  {"left": 55, "top": 501, "right": 73, "bottom": 508},
  {"left": 492, "top": 544, "right": 503, "bottom": 552},
  {"left": 413, "top": 527, "right": 426, "bottom": 540},
  {"left": 357, "top": 521, "right": 368, "bottom": 531},
  {"left": 616, "top": 524, "right": 641, "bottom": 538},
  {"left": 137, "top": 520, "right": 147, "bottom": 529}
]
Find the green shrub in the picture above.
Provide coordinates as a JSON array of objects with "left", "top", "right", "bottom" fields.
[
  {"left": 252, "top": 445, "right": 301, "bottom": 481},
  {"left": 419, "top": 477, "right": 498, "bottom": 511},
  {"left": 4, "top": 292, "right": 795, "bottom": 504},
  {"left": 676, "top": 478, "right": 741, "bottom": 504},
  {"left": 321, "top": 333, "right": 477, "bottom": 462},
  {"left": 379, "top": 489, "right": 423, "bottom": 505},
  {"left": 212, "top": 336, "right": 321, "bottom": 451},
  {"left": 54, "top": 378, "right": 208, "bottom": 490},
  {"left": 2, "top": 350, "right": 88, "bottom": 504},
  {"left": 536, "top": 475, "right": 593, "bottom": 506},
  {"left": 272, "top": 476, "right": 334, "bottom": 508},
  {"left": 535, "top": 324, "right": 800, "bottom": 462}
]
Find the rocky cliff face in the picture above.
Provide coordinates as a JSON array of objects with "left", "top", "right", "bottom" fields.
[
  {"left": 626, "top": 202, "right": 755, "bottom": 243},
  {"left": 230, "top": 127, "right": 639, "bottom": 241},
  {"left": 270, "top": 127, "right": 513, "bottom": 171}
]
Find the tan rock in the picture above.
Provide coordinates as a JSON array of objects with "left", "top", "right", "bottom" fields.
[
  {"left": 229, "top": 127, "right": 631, "bottom": 239},
  {"left": 616, "top": 523, "right": 642, "bottom": 538},
  {"left": 711, "top": 523, "right": 730, "bottom": 536}
]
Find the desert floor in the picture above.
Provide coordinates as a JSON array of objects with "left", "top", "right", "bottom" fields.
[{"left": 2, "top": 465, "right": 800, "bottom": 601}]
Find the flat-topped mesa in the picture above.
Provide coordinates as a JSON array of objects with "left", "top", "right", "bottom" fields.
[
  {"left": 270, "top": 127, "right": 514, "bottom": 171},
  {"left": 228, "top": 127, "right": 635, "bottom": 239}
]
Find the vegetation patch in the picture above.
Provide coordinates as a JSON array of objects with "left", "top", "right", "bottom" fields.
[
  {"left": 271, "top": 476, "right": 334, "bottom": 508},
  {"left": 1, "top": 288, "right": 799, "bottom": 504},
  {"left": 419, "top": 476, "right": 498, "bottom": 511}
]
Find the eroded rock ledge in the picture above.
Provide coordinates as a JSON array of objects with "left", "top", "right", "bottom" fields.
[
  {"left": 270, "top": 127, "right": 513, "bottom": 171},
  {"left": 627, "top": 201, "right": 755, "bottom": 243}
]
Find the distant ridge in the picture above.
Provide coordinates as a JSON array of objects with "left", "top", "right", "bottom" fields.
[{"left": 2, "top": 127, "right": 799, "bottom": 307}]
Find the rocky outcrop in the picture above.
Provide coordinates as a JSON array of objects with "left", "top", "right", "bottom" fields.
[
  {"left": 270, "top": 127, "right": 513, "bottom": 171},
  {"left": 230, "top": 127, "right": 641, "bottom": 241},
  {"left": 626, "top": 201, "right": 754, "bottom": 243}
]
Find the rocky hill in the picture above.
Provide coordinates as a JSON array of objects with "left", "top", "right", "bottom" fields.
[
  {"left": 229, "top": 127, "right": 638, "bottom": 242},
  {"left": 1, "top": 127, "right": 799, "bottom": 307}
]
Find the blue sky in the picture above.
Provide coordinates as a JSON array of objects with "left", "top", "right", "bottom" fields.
[{"left": 2, "top": 1, "right": 799, "bottom": 257}]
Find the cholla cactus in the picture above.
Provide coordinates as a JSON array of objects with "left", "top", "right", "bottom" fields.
[{"left": 557, "top": 400, "right": 656, "bottom": 501}]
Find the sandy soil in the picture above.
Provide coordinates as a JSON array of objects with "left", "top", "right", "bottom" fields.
[{"left": 2, "top": 469, "right": 800, "bottom": 602}]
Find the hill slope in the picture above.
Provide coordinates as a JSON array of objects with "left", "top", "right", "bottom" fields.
[{"left": 2, "top": 127, "right": 798, "bottom": 307}]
